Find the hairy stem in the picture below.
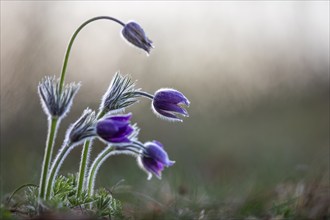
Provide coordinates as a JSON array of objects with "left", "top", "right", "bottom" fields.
[
  {"left": 76, "top": 110, "right": 106, "bottom": 197},
  {"left": 40, "top": 16, "right": 125, "bottom": 201},
  {"left": 59, "top": 16, "right": 125, "bottom": 93},
  {"left": 39, "top": 117, "right": 59, "bottom": 200},
  {"left": 68, "top": 20, "right": 128, "bottom": 198},
  {"left": 87, "top": 147, "right": 138, "bottom": 197},
  {"left": 133, "top": 91, "right": 154, "bottom": 100},
  {"left": 87, "top": 146, "right": 114, "bottom": 196},
  {"left": 45, "top": 143, "right": 72, "bottom": 199},
  {"left": 76, "top": 140, "right": 91, "bottom": 197}
]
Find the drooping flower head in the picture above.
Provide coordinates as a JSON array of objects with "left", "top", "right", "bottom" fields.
[
  {"left": 138, "top": 141, "right": 175, "bottom": 180},
  {"left": 96, "top": 113, "right": 134, "bottom": 144},
  {"left": 38, "top": 76, "right": 80, "bottom": 119},
  {"left": 122, "top": 21, "right": 154, "bottom": 54},
  {"left": 152, "top": 88, "right": 190, "bottom": 122},
  {"left": 67, "top": 108, "right": 97, "bottom": 145}
]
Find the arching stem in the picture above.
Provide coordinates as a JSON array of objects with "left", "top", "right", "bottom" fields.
[
  {"left": 133, "top": 91, "right": 154, "bottom": 100},
  {"left": 59, "top": 16, "right": 125, "bottom": 93},
  {"left": 60, "top": 16, "right": 125, "bottom": 199}
]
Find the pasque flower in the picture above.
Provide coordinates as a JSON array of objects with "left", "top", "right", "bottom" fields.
[
  {"left": 152, "top": 88, "right": 190, "bottom": 122},
  {"left": 138, "top": 141, "right": 175, "bottom": 180},
  {"left": 96, "top": 113, "right": 134, "bottom": 144},
  {"left": 122, "top": 21, "right": 153, "bottom": 53}
]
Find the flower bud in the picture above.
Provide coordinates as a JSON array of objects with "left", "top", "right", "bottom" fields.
[
  {"left": 152, "top": 88, "right": 190, "bottom": 122},
  {"left": 96, "top": 113, "right": 134, "bottom": 144},
  {"left": 122, "top": 21, "right": 154, "bottom": 54},
  {"left": 138, "top": 141, "right": 175, "bottom": 180}
]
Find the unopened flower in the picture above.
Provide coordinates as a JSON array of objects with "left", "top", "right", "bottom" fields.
[
  {"left": 100, "top": 72, "right": 140, "bottom": 114},
  {"left": 67, "top": 108, "right": 97, "bottom": 144},
  {"left": 96, "top": 113, "right": 134, "bottom": 144},
  {"left": 138, "top": 141, "right": 175, "bottom": 180},
  {"left": 152, "top": 88, "right": 190, "bottom": 122},
  {"left": 122, "top": 21, "right": 153, "bottom": 54},
  {"left": 38, "top": 76, "right": 80, "bottom": 118}
]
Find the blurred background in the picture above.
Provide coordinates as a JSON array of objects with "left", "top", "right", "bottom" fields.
[{"left": 1, "top": 1, "right": 329, "bottom": 218}]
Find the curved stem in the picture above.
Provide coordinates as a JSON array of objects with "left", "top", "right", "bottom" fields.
[
  {"left": 76, "top": 110, "right": 106, "bottom": 198},
  {"left": 132, "top": 140, "right": 146, "bottom": 149},
  {"left": 41, "top": 16, "right": 126, "bottom": 200},
  {"left": 133, "top": 91, "right": 154, "bottom": 100},
  {"left": 39, "top": 117, "right": 59, "bottom": 200},
  {"left": 87, "top": 147, "right": 139, "bottom": 197},
  {"left": 8, "top": 184, "right": 38, "bottom": 205},
  {"left": 87, "top": 146, "right": 114, "bottom": 196},
  {"left": 45, "top": 143, "right": 72, "bottom": 199},
  {"left": 59, "top": 16, "right": 125, "bottom": 93}
]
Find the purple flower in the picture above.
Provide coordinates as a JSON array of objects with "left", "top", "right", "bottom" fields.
[
  {"left": 152, "top": 88, "right": 190, "bottom": 122},
  {"left": 122, "top": 21, "right": 153, "bottom": 54},
  {"left": 96, "top": 113, "right": 134, "bottom": 144},
  {"left": 139, "top": 141, "right": 175, "bottom": 180}
]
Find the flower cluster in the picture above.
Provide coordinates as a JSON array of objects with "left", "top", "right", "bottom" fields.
[{"left": 36, "top": 16, "right": 190, "bottom": 208}]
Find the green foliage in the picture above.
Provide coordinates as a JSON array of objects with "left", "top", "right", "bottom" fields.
[
  {"left": 0, "top": 204, "right": 15, "bottom": 220},
  {"left": 24, "top": 186, "right": 39, "bottom": 216},
  {"left": 271, "top": 199, "right": 295, "bottom": 219},
  {"left": 3, "top": 174, "right": 122, "bottom": 219},
  {"left": 2, "top": 176, "right": 328, "bottom": 219},
  {"left": 93, "top": 188, "right": 123, "bottom": 218}
]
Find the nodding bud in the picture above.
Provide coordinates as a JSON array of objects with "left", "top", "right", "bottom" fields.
[
  {"left": 67, "top": 108, "right": 97, "bottom": 145},
  {"left": 100, "top": 72, "right": 140, "bottom": 114},
  {"left": 122, "top": 21, "right": 154, "bottom": 54},
  {"left": 152, "top": 88, "right": 190, "bottom": 122},
  {"left": 138, "top": 141, "right": 175, "bottom": 180},
  {"left": 38, "top": 76, "right": 80, "bottom": 119}
]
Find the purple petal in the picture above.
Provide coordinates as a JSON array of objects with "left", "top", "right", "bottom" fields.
[
  {"left": 145, "top": 142, "right": 174, "bottom": 167},
  {"left": 116, "top": 125, "right": 134, "bottom": 138},
  {"left": 142, "top": 157, "right": 164, "bottom": 177},
  {"left": 96, "top": 113, "right": 134, "bottom": 143},
  {"left": 153, "top": 108, "right": 182, "bottom": 122},
  {"left": 153, "top": 102, "right": 189, "bottom": 117},
  {"left": 96, "top": 120, "right": 119, "bottom": 137},
  {"left": 154, "top": 89, "right": 190, "bottom": 105},
  {"left": 108, "top": 137, "right": 131, "bottom": 143},
  {"left": 152, "top": 140, "right": 163, "bottom": 148},
  {"left": 122, "top": 22, "right": 153, "bottom": 53},
  {"left": 105, "top": 113, "right": 132, "bottom": 122}
]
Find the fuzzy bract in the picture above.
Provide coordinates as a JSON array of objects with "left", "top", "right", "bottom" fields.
[
  {"left": 68, "top": 109, "right": 97, "bottom": 144},
  {"left": 99, "top": 72, "right": 140, "bottom": 114},
  {"left": 38, "top": 76, "right": 80, "bottom": 118}
]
